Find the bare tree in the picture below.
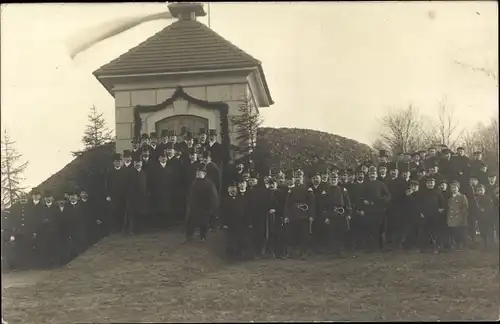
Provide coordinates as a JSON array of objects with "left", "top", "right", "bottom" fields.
[
  {"left": 73, "top": 105, "right": 113, "bottom": 157},
  {"left": 458, "top": 116, "right": 499, "bottom": 170},
  {"left": 431, "top": 97, "right": 464, "bottom": 149},
  {"left": 375, "top": 104, "right": 433, "bottom": 155},
  {"left": 1, "top": 129, "right": 28, "bottom": 208}
]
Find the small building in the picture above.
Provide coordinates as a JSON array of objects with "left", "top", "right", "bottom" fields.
[{"left": 93, "top": 2, "right": 273, "bottom": 162}]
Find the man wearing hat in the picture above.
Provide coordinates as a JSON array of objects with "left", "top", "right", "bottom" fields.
[
  {"left": 180, "top": 131, "right": 195, "bottom": 163},
  {"left": 149, "top": 151, "right": 175, "bottom": 228},
  {"left": 148, "top": 132, "right": 160, "bottom": 161},
  {"left": 470, "top": 151, "right": 484, "bottom": 177},
  {"left": 362, "top": 169, "right": 391, "bottom": 251},
  {"left": 377, "top": 150, "right": 389, "bottom": 167},
  {"left": 6, "top": 193, "right": 30, "bottom": 269},
  {"left": 124, "top": 152, "right": 148, "bottom": 235},
  {"left": 140, "top": 133, "right": 150, "bottom": 147},
  {"left": 418, "top": 176, "right": 446, "bottom": 253},
  {"left": 246, "top": 169, "right": 267, "bottom": 257},
  {"left": 207, "top": 129, "right": 223, "bottom": 169},
  {"left": 106, "top": 153, "right": 127, "bottom": 233},
  {"left": 446, "top": 180, "right": 469, "bottom": 250},
  {"left": 35, "top": 189, "right": 59, "bottom": 268},
  {"left": 201, "top": 150, "right": 222, "bottom": 194},
  {"left": 221, "top": 180, "right": 251, "bottom": 260},
  {"left": 198, "top": 128, "right": 208, "bottom": 154},
  {"left": 385, "top": 163, "right": 406, "bottom": 247},
  {"left": 321, "top": 172, "right": 352, "bottom": 255},
  {"left": 131, "top": 138, "right": 140, "bottom": 154},
  {"left": 451, "top": 146, "right": 470, "bottom": 184},
  {"left": 158, "top": 129, "right": 170, "bottom": 155},
  {"left": 309, "top": 172, "right": 326, "bottom": 252},
  {"left": 438, "top": 148, "right": 454, "bottom": 183},
  {"left": 426, "top": 162, "right": 446, "bottom": 187},
  {"left": 283, "top": 169, "right": 316, "bottom": 259},
  {"left": 185, "top": 164, "right": 219, "bottom": 242}
]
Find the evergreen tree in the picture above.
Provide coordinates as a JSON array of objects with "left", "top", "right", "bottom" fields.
[
  {"left": 231, "top": 94, "right": 263, "bottom": 156},
  {"left": 73, "top": 105, "right": 113, "bottom": 157},
  {"left": 1, "top": 129, "right": 28, "bottom": 208}
]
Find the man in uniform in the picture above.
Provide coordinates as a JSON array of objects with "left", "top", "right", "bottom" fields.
[
  {"left": 283, "top": 169, "right": 316, "bottom": 259},
  {"left": 7, "top": 194, "right": 30, "bottom": 269},
  {"left": 185, "top": 164, "right": 219, "bottom": 242}
]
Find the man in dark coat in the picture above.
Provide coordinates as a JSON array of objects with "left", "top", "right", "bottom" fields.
[
  {"left": 197, "top": 128, "right": 209, "bottom": 155},
  {"left": 185, "top": 164, "right": 219, "bottom": 242},
  {"left": 439, "top": 149, "right": 455, "bottom": 183},
  {"left": 386, "top": 163, "right": 407, "bottom": 247},
  {"left": 283, "top": 169, "right": 316, "bottom": 259},
  {"left": 157, "top": 129, "right": 170, "bottom": 156},
  {"left": 349, "top": 168, "right": 367, "bottom": 250},
  {"left": 321, "top": 173, "right": 352, "bottom": 255},
  {"left": 309, "top": 173, "right": 326, "bottom": 251},
  {"left": 263, "top": 177, "right": 285, "bottom": 258},
  {"left": 207, "top": 129, "right": 224, "bottom": 169},
  {"left": 424, "top": 147, "right": 439, "bottom": 169},
  {"left": 247, "top": 170, "right": 267, "bottom": 257},
  {"left": 37, "top": 190, "right": 61, "bottom": 268},
  {"left": 418, "top": 177, "right": 446, "bottom": 253},
  {"left": 150, "top": 151, "right": 174, "bottom": 228},
  {"left": 221, "top": 181, "right": 251, "bottom": 260},
  {"left": 361, "top": 169, "right": 391, "bottom": 251},
  {"left": 105, "top": 153, "right": 127, "bottom": 232},
  {"left": 165, "top": 144, "right": 184, "bottom": 224},
  {"left": 451, "top": 147, "right": 470, "bottom": 188},
  {"left": 149, "top": 132, "right": 160, "bottom": 161},
  {"left": 470, "top": 151, "right": 485, "bottom": 178},
  {"left": 125, "top": 152, "right": 149, "bottom": 234}
]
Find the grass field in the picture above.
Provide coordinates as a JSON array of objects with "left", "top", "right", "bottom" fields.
[{"left": 2, "top": 228, "right": 499, "bottom": 323}]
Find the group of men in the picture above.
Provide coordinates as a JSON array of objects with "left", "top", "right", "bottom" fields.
[
  {"left": 1, "top": 189, "right": 105, "bottom": 270},
  {"left": 219, "top": 146, "right": 499, "bottom": 260},
  {"left": 2, "top": 133, "right": 499, "bottom": 269}
]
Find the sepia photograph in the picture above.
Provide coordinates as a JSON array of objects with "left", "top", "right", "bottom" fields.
[{"left": 1, "top": 2, "right": 499, "bottom": 323}]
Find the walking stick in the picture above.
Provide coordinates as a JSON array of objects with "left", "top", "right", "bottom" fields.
[{"left": 309, "top": 217, "right": 313, "bottom": 235}]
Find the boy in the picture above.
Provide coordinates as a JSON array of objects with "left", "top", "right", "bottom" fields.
[{"left": 446, "top": 181, "right": 469, "bottom": 250}]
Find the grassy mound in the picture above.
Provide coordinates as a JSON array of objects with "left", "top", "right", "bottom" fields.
[{"left": 34, "top": 128, "right": 374, "bottom": 196}]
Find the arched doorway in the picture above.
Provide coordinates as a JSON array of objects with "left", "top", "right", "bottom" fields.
[{"left": 155, "top": 114, "right": 209, "bottom": 136}]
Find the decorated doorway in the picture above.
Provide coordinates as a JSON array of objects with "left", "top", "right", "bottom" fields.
[{"left": 155, "top": 114, "right": 209, "bottom": 136}]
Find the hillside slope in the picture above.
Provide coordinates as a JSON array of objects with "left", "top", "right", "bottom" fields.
[{"left": 35, "top": 128, "right": 374, "bottom": 195}]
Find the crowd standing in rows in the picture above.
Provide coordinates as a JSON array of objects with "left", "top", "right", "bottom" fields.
[{"left": 2, "top": 129, "right": 499, "bottom": 269}]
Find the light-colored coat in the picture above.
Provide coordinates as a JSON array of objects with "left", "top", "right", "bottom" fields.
[{"left": 447, "top": 193, "right": 469, "bottom": 227}]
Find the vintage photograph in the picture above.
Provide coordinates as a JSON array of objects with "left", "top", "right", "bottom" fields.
[{"left": 1, "top": 2, "right": 498, "bottom": 323}]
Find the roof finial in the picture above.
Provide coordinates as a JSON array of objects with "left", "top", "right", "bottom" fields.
[{"left": 168, "top": 2, "right": 207, "bottom": 21}]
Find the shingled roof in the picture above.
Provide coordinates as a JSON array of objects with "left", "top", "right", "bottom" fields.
[{"left": 94, "top": 19, "right": 263, "bottom": 76}]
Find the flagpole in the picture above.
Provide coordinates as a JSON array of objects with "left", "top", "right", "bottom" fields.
[{"left": 208, "top": 2, "right": 211, "bottom": 28}]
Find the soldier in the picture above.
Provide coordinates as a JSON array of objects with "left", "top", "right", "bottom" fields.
[
  {"left": 207, "top": 129, "right": 223, "bottom": 169},
  {"left": 446, "top": 180, "right": 469, "bottom": 250},
  {"left": 221, "top": 181, "right": 251, "bottom": 260},
  {"left": 37, "top": 190, "right": 60, "bottom": 268},
  {"left": 105, "top": 153, "right": 127, "bottom": 232},
  {"left": 125, "top": 152, "right": 148, "bottom": 235},
  {"left": 417, "top": 177, "right": 446, "bottom": 253},
  {"left": 185, "top": 164, "right": 219, "bottom": 243},
  {"left": 361, "top": 169, "right": 391, "bottom": 251},
  {"left": 283, "top": 169, "right": 316, "bottom": 259},
  {"left": 322, "top": 172, "right": 352, "bottom": 255},
  {"left": 5, "top": 195, "right": 29, "bottom": 269}
]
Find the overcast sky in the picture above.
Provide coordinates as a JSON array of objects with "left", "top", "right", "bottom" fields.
[{"left": 1, "top": 2, "right": 498, "bottom": 189}]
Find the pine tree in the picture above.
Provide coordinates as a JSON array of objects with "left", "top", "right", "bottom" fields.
[
  {"left": 73, "top": 105, "right": 113, "bottom": 157},
  {"left": 1, "top": 129, "right": 28, "bottom": 208},
  {"left": 231, "top": 93, "right": 263, "bottom": 156}
]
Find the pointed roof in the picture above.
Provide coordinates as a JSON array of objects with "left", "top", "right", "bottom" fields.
[{"left": 94, "top": 19, "right": 264, "bottom": 76}]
